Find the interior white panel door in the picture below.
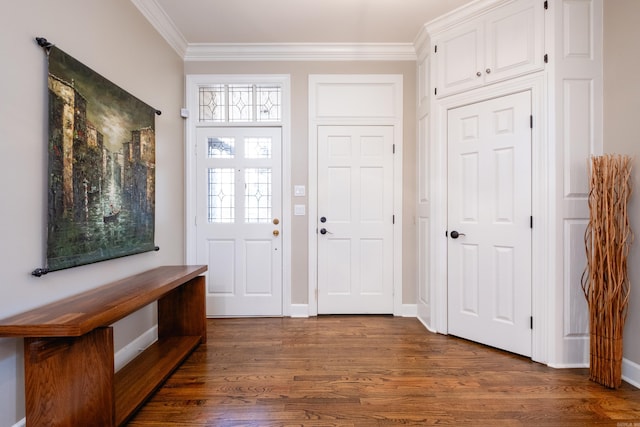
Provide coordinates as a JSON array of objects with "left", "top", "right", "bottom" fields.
[
  {"left": 196, "top": 127, "right": 282, "bottom": 316},
  {"left": 447, "top": 91, "right": 532, "bottom": 356},
  {"left": 317, "top": 126, "right": 394, "bottom": 314}
]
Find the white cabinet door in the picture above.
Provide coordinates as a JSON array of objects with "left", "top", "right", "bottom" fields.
[
  {"left": 484, "top": 0, "right": 544, "bottom": 84},
  {"left": 435, "top": 22, "right": 484, "bottom": 97},
  {"left": 434, "top": 0, "right": 544, "bottom": 98}
]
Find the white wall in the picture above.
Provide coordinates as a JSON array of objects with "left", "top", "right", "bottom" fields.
[{"left": 0, "top": 2, "right": 185, "bottom": 425}]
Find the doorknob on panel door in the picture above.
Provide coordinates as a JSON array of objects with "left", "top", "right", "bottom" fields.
[
  {"left": 319, "top": 228, "right": 332, "bottom": 235},
  {"left": 320, "top": 216, "right": 327, "bottom": 223},
  {"left": 450, "top": 230, "right": 465, "bottom": 239},
  {"left": 273, "top": 229, "right": 280, "bottom": 237}
]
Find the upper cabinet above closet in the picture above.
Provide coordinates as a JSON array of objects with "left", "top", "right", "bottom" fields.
[{"left": 432, "top": 0, "right": 545, "bottom": 98}]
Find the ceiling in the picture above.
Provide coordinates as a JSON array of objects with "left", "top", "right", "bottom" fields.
[{"left": 133, "top": 0, "right": 475, "bottom": 59}]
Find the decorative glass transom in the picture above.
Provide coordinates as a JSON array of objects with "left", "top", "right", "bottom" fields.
[{"left": 199, "top": 84, "right": 281, "bottom": 123}]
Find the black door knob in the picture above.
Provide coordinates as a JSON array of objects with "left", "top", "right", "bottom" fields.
[
  {"left": 320, "top": 216, "right": 327, "bottom": 223},
  {"left": 320, "top": 228, "right": 327, "bottom": 235},
  {"left": 450, "top": 230, "right": 466, "bottom": 239}
]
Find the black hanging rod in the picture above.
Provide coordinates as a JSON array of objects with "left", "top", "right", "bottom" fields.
[{"left": 31, "top": 247, "right": 160, "bottom": 277}]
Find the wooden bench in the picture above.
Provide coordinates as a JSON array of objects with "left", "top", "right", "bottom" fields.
[{"left": 0, "top": 265, "right": 207, "bottom": 426}]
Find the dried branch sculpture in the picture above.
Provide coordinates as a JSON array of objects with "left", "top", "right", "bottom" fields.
[{"left": 582, "top": 154, "right": 633, "bottom": 389}]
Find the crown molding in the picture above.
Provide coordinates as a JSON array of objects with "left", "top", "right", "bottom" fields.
[
  {"left": 184, "top": 43, "right": 417, "bottom": 62},
  {"left": 413, "top": 26, "right": 431, "bottom": 61},
  {"left": 130, "top": 0, "right": 188, "bottom": 58},
  {"left": 131, "top": 0, "right": 418, "bottom": 61},
  {"left": 423, "top": 0, "right": 512, "bottom": 36}
]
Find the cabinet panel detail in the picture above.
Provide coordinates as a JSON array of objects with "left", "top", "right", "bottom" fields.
[
  {"left": 563, "top": 0, "right": 594, "bottom": 59},
  {"left": 563, "top": 78, "right": 593, "bottom": 198},
  {"left": 433, "top": 0, "right": 544, "bottom": 98}
]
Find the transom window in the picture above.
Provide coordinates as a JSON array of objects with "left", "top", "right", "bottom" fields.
[{"left": 199, "top": 84, "right": 282, "bottom": 123}]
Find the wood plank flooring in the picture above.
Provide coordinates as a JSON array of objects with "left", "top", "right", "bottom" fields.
[{"left": 126, "top": 316, "right": 640, "bottom": 426}]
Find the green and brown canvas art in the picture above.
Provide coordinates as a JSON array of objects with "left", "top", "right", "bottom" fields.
[{"left": 46, "top": 46, "right": 156, "bottom": 271}]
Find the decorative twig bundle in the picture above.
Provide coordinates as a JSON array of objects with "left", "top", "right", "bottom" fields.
[{"left": 582, "top": 154, "right": 633, "bottom": 389}]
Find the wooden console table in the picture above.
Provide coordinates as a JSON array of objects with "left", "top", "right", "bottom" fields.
[{"left": 0, "top": 265, "right": 207, "bottom": 426}]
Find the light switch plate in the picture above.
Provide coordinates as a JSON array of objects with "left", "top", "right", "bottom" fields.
[
  {"left": 294, "top": 204, "right": 306, "bottom": 216},
  {"left": 294, "top": 185, "right": 306, "bottom": 197}
]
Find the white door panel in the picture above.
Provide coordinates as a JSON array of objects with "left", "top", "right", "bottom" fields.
[
  {"left": 196, "top": 127, "right": 282, "bottom": 316},
  {"left": 317, "top": 126, "right": 394, "bottom": 314},
  {"left": 447, "top": 91, "right": 531, "bottom": 356}
]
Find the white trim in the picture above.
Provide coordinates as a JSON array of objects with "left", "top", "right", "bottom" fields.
[
  {"left": 308, "top": 74, "right": 403, "bottom": 317},
  {"left": 114, "top": 326, "right": 157, "bottom": 372},
  {"left": 417, "top": 315, "right": 438, "bottom": 334},
  {"left": 132, "top": 0, "right": 510, "bottom": 62},
  {"left": 130, "top": 0, "right": 188, "bottom": 58},
  {"left": 421, "top": 0, "right": 514, "bottom": 36},
  {"left": 429, "top": 73, "right": 550, "bottom": 364},
  {"left": 128, "top": 1, "right": 417, "bottom": 62},
  {"left": 547, "top": 362, "right": 589, "bottom": 369},
  {"left": 622, "top": 358, "right": 640, "bottom": 390},
  {"left": 289, "top": 304, "right": 310, "bottom": 318},
  {"left": 184, "top": 43, "right": 417, "bottom": 62},
  {"left": 184, "top": 74, "right": 292, "bottom": 317},
  {"left": 401, "top": 304, "right": 418, "bottom": 318},
  {"left": 11, "top": 418, "right": 25, "bottom": 427}
]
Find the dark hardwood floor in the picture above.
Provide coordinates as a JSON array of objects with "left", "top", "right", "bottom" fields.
[{"left": 126, "top": 316, "right": 640, "bottom": 426}]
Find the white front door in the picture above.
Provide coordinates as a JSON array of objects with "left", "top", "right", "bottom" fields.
[
  {"left": 317, "top": 125, "right": 395, "bottom": 314},
  {"left": 447, "top": 91, "right": 532, "bottom": 356},
  {"left": 196, "top": 127, "right": 282, "bottom": 316}
]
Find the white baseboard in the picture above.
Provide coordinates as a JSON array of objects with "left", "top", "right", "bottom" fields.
[
  {"left": 11, "top": 418, "right": 25, "bottom": 427},
  {"left": 114, "top": 326, "right": 158, "bottom": 372},
  {"left": 622, "top": 357, "right": 640, "bottom": 389},
  {"left": 416, "top": 315, "right": 438, "bottom": 333},
  {"left": 289, "top": 304, "right": 309, "bottom": 318},
  {"left": 399, "top": 304, "right": 417, "bottom": 317},
  {"left": 546, "top": 362, "right": 589, "bottom": 369}
]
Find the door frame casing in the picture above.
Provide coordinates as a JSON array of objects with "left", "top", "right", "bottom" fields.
[
  {"left": 308, "top": 74, "right": 403, "bottom": 316},
  {"left": 185, "top": 74, "right": 292, "bottom": 316},
  {"left": 430, "top": 73, "right": 549, "bottom": 363}
]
